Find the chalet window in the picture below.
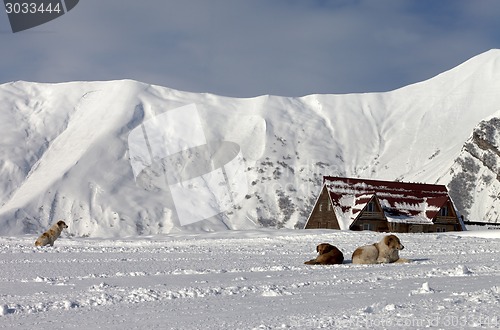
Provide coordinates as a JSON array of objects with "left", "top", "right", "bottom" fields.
[
  {"left": 327, "top": 203, "right": 331, "bottom": 211},
  {"left": 319, "top": 203, "right": 323, "bottom": 212},
  {"left": 362, "top": 223, "right": 372, "bottom": 231},
  {"left": 367, "top": 201, "right": 375, "bottom": 212},
  {"left": 440, "top": 206, "right": 448, "bottom": 217},
  {"left": 437, "top": 227, "right": 446, "bottom": 232}
]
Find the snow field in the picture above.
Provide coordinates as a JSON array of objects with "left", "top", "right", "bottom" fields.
[{"left": 0, "top": 229, "right": 499, "bottom": 329}]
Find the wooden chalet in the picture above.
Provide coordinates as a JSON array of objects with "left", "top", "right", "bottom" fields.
[{"left": 304, "top": 176, "right": 465, "bottom": 233}]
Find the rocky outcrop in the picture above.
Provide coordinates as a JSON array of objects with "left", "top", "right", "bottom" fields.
[{"left": 448, "top": 117, "right": 500, "bottom": 222}]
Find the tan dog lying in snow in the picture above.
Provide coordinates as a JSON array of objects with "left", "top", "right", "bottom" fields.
[
  {"left": 35, "top": 220, "right": 68, "bottom": 247},
  {"left": 352, "top": 234, "right": 410, "bottom": 264},
  {"left": 304, "top": 243, "right": 344, "bottom": 265}
]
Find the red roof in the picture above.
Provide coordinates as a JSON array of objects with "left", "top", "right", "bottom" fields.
[{"left": 323, "top": 176, "right": 452, "bottom": 229}]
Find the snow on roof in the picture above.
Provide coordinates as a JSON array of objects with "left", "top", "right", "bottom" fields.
[
  {"left": 324, "top": 176, "right": 450, "bottom": 228},
  {"left": 386, "top": 214, "right": 433, "bottom": 224},
  {"left": 333, "top": 194, "right": 357, "bottom": 230}
]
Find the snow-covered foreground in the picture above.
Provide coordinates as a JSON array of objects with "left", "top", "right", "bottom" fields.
[{"left": 1, "top": 229, "right": 499, "bottom": 329}]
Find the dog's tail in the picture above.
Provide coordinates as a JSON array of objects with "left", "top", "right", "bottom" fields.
[{"left": 304, "top": 259, "right": 319, "bottom": 265}]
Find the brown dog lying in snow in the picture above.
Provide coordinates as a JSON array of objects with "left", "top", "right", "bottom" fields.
[
  {"left": 35, "top": 220, "right": 68, "bottom": 247},
  {"left": 352, "top": 234, "right": 410, "bottom": 264},
  {"left": 304, "top": 243, "right": 344, "bottom": 265}
]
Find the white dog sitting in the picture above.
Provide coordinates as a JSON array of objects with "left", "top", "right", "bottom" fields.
[
  {"left": 35, "top": 220, "right": 68, "bottom": 247},
  {"left": 352, "top": 234, "right": 410, "bottom": 264}
]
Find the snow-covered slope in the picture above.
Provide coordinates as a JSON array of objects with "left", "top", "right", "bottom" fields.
[{"left": 1, "top": 49, "right": 500, "bottom": 236}]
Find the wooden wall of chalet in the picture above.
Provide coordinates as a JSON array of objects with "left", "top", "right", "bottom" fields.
[
  {"left": 350, "top": 219, "right": 388, "bottom": 232},
  {"left": 389, "top": 222, "right": 462, "bottom": 233},
  {"left": 304, "top": 186, "right": 340, "bottom": 230},
  {"left": 352, "top": 221, "right": 461, "bottom": 233}
]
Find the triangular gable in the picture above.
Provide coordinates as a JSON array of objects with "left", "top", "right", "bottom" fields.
[
  {"left": 304, "top": 184, "right": 342, "bottom": 230},
  {"left": 425, "top": 196, "right": 452, "bottom": 220},
  {"left": 304, "top": 183, "right": 327, "bottom": 228},
  {"left": 350, "top": 194, "right": 391, "bottom": 229}
]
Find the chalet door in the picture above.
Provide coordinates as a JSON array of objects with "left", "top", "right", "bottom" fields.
[{"left": 409, "top": 225, "right": 423, "bottom": 233}]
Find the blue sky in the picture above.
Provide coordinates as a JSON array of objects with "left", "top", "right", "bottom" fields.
[{"left": 1, "top": 0, "right": 500, "bottom": 97}]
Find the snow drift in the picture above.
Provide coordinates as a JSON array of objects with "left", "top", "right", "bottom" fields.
[{"left": 1, "top": 49, "right": 500, "bottom": 236}]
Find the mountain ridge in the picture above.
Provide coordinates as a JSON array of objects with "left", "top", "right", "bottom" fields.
[{"left": 1, "top": 49, "right": 500, "bottom": 236}]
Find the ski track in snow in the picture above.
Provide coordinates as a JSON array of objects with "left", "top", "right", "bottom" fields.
[{"left": 1, "top": 230, "right": 500, "bottom": 329}]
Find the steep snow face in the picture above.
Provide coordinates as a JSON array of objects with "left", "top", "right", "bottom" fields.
[{"left": 1, "top": 50, "right": 500, "bottom": 236}]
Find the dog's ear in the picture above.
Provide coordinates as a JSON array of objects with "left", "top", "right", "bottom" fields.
[
  {"left": 316, "top": 244, "right": 324, "bottom": 254},
  {"left": 317, "top": 243, "right": 334, "bottom": 254},
  {"left": 323, "top": 244, "right": 334, "bottom": 253},
  {"left": 385, "top": 235, "right": 394, "bottom": 247},
  {"left": 386, "top": 235, "right": 402, "bottom": 249}
]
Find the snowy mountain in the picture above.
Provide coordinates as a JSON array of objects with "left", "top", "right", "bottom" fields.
[{"left": 1, "top": 49, "right": 500, "bottom": 236}]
